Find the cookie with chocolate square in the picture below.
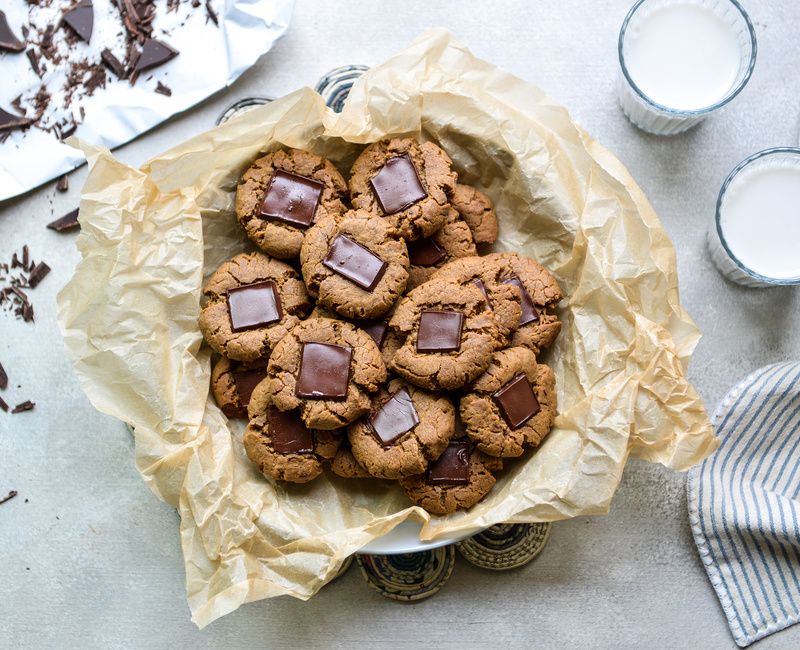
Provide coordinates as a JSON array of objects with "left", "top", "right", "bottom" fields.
[
  {"left": 244, "top": 381, "right": 341, "bottom": 484},
  {"left": 300, "top": 210, "right": 409, "bottom": 319},
  {"left": 450, "top": 184, "right": 499, "bottom": 245},
  {"left": 210, "top": 355, "right": 267, "bottom": 418},
  {"left": 460, "top": 346, "right": 556, "bottom": 457},
  {"left": 198, "top": 252, "right": 311, "bottom": 363},
  {"left": 389, "top": 279, "right": 512, "bottom": 391},
  {"left": 406, "top": 207, "right": 477, "bottom": 290},
  {"left": 399, "top": 440, "right": 503, "bottom": 515},
  {"left": 236, "top": 148, "right": 348, "bottom": 259},
  {"left": 263, "top": 318, "right": 386, "bottom": 430},
  {"left": 349, "top": 138, "right": 457, "bottom": 241},
  {"left": 348, "top": 378, "right": 456, "bottom": 479}
]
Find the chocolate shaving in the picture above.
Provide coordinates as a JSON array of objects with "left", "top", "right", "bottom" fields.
[
  {"left": 0, "top": 396, "right": 8, "bottom": 412},
  {"left": 101, "top": 48, "right": 126, "bottom": 79},
  {"left": 0, "top": 490, "right": 18, "bottom": 505},
  {"left": 47, "top": 209, "right": 80, "bottom": 232},
  {"left": 11, "top": 401, "right": 35, "bottom": 414},
  {"left": 0, "top": 362, "right": 7, "bottom": 390},
  {"left": 155, "top": 81, "right": 172, "bottom": 97},
  {"left": 27, "top": 262, "right": 50, "bottom": 289},
  {"left": 206, "top": 1, "right": 219, "bottom": 25},
  {"left": 22, "top": 302, "right": 34, "bottom": 322},
  {"left": 0, "top": 108, "right": 32, "bottom": 132},
  {"left": 56, "top": 175, "right": 69, "bottom": 192},
  {"left": 135, "top": 38, "right": 178, "bottom": 72}
]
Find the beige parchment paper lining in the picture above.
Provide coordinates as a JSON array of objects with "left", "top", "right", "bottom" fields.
[{"left": 57, "top": 30, "right": 718, "bottom": 627}]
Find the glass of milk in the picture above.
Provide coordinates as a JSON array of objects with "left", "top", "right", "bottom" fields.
[
  {"left": 708, "top": 148, "right": 800, "bottom": 287},
  {"left": 618, "top": 0, "right": 757, "bottom": 135}
]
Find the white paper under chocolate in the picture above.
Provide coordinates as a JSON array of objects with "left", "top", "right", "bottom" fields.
[{"left": 57, "top": 30, "right": 718, "bottom": 627}]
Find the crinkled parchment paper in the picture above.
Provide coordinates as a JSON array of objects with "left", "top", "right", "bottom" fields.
[{"left": 57, "top": 29, "right": 717, "bottom": 627}]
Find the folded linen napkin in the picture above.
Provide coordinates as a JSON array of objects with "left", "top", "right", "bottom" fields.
[{"left": 688, "top": 362, "right": 800, "bottom": 647}]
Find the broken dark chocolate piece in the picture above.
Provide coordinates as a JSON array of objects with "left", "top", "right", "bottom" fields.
[
  {"left": 25, "top": 49, "right": 41, "bottom": 77},
  {"left": 492, "top": 373, "right": 540, "bottom": 430},
  {"left": 11, "top": 400, "right": 35, "bottom": 414},
  {"left": 268, "top": 407, "right": 315, "bottom": 454},
  {"left": 407, "top": 237, "right": 445, "bottom": 267},
  {"left": 63, "top": 0, "right": 94, "bottom": 43},
  {"left": 359, "top": 320, "right": 388, "bottom": 349},
  {"left": 322, "top": 234, "right": 388, "bottom": 292},
  {"left": 135, "top": 38, "right": 179, "bottom": 72},
  {"left": 155, "top": 81, "right": 172, "bottom": 97},
  {"left": 427, "top": 440, "right": 470, "bottom": 485},
  {"left": 0, "top": 10, "right": 25, "bottom": 52},
  {"left": 231, "top": 366, "right": 267, "bottom": 408},
  {"left": 368, "top": 388, "right": 420, "bottom": 446},
  {"left": 56, "top": 175, "right": 69, "bottom": 192},
  {"left": 369, "top": 153, "right": 427, "bottom": 215},
  {"left": 47, "top": 209, "right": 80, "bottom": 232},
  {"left": 295, "top": 342, "right": 352, "bottom": 400},
  {"left": 259, "top": 170, "right": 323, "bottom": 229},
  {"left": 502, "top": 276, "right": 539, "bottom": 325},
  {"left": 0, "top": 361, "right": 7, "bottom": 390},
  {"left": 227, "top": 281, "right": 283, "bottom": 332},
  {"left": 0, "top": 396, "right": 8, "bottom": 412},
  {"left": 0, "top": 108, "right": 32, "bottom": 132},
  {"left": 416, "top": 310, "right": 464, "bottom": 353},
  {"left": 101, "top": 48, "right": 126, "bottom": 79},
  {"left": 0, "top": 490, "right": 17, "bottom": 505},
  {"left": 27, "top": 262, "right": 50, "bottom": 289},
  {"left": 206, "top": 0, "right": 219, "bottom": 25}
]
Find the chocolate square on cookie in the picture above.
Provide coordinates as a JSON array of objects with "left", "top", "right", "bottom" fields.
[
  {"left": 268, "top": 406, "right": 315, "bottom": 454},
  {"left": 296, "top": 342, "right": 352, "bottom": 400},
  {"left": 502, "top": 276, "right": 539, "bottom": 325},
  {"left": 260, "top": 170, "right": 324, "bottom": 229},
  {"left": 322, "top": 234, "right": 388, "bottom": 291},
  {"left": 369, "top": 154, "right": 427, "bottom": 215},
  {"left": 232, "top": 366, "right": 268, "bottom": 408},
  {"left": 416, "top": 310, "right": 464, "bottom": 353},
  {"left": 368, "top": 388, "right": 420, "bottom": 447},
  {"left": 227, "top": 280, "right": 283, "bottom": 331},
  {"left": 427, "top": 440, "right": 470, "bottom": 485},
  {"left": 407, "top": 237, "right": 446, "bottom": 267},
  {"left": 492, "top": 373, "right": 540, "bottom": 430},
  {"left": 358, "top": 319, "right": 389, "bottom": 349}
]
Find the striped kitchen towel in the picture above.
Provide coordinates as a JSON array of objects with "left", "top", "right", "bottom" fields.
[{"left": 688, "top": 361, "right": 800, "bottom": 647}]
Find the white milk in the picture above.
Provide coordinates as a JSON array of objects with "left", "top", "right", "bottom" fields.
[
  {"left": 717, "top": 159, "right": 800, "bottom": 281},
  {"left": 625, "top": 3, "right": 741, "bottom": 111}
]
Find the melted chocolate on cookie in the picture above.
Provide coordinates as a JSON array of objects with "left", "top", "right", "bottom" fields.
[
  {"left": 492, "top": 373, "right": 540, "bottom": 429},
  {"left": 227, "top": 281, "right": 283, "bottom": 331},
  {"left": 296, "top": 342, "right": 352, "bottom": 400},
  {"left": 369, "top": 154, "right": 427, "bottom": 215},
  {"left": 322, "top": 234, "right": 388, "bottom": 291},
  {"left": 260, "top": 170, "right": 324, "bottom": 229},
  {"left": 502, "top": 276, "right": 539, "bottom": 325},
  {"left": 416, "top": 310, "right": 464, "bottom": 353},
  {"left": 408, "top": 237, "right": 446, "bottom": 267},
  {"left": 368, "top": 388, "right": 420, "bottom": 446},
  {"left": 268, "top": 406, "right": 315, "bottom": 454},
  {"left": 427, "top": 440, "right": 470, "bottom": 485}
]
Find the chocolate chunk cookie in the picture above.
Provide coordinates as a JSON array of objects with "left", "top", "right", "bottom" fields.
[
  {"left": 348, "top": 379, "right": 456, "bottom": 479},
  {"left": 210, "top": 355, "right": 267, "bottom": 418},
  {"left": 198, "top": 252, "right": 312, "bottom": 362},
  {"left": 460, "top": 347, "right": 557, "bottom": 457},
  {"left": 300, "top": 209, "right": 409, "bottom": 319},
  {"left": 349, "top": 138, "right": 457, "bottom": 241},
  {"left": 330, "top": 443, "right": 373, "bottom": 479},
  {"left": 399, "top": 440, "right": 503, "bottom": 515},
  {"left": 264, "top": 318, "right": 386, "bottom": 430},
  {"left": 244, "top": 381, "right": 341, "bottom": 483},
  {"left": 406, "top": 207, "right": 477, "bottom": 290},
  {"left": 236, "top": 148, "right": 348, "bottom": 259},
  {"left": 388, "top": 280, "right": 508, "bottom": 391},
  {"left": 450, "top": 184, "right": 499, "bottom": 245}
]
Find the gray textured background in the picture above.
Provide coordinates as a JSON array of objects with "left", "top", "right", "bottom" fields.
[{"left": 2, "top": 1, "right": 800, "bottom": 648}]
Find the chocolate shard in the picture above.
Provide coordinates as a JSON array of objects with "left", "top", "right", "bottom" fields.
[
  {"left": 63, "top": 0, "right": 94, "bottom": 43},
  {"left": 0, "top": 396, "right": 8, "bottom": 412},
  {"left": 502, "top": 276, "right": 539, "bottom": 325},
  {"left": 0, "top": 107, "right": 32, "bottom": 132},
  {"left": 358, "top": 319, "right": 388, "bottom": 349},
  {"left": 0, "top": 490, "right": 17, "bottom": 505},
  {"left": 27, "top": 262, "right": 50, "bottom": 289},
  {"left": 135, "top": 38, "right": 179, "bottom": 72},
  {"left": 47, "top": 208, "right": 80, "bottom": 232},
  {"left": 101, "top": 48, "right": 126, "bottom": 79},
  {"left": 206, "top": 1, "right": 219, "bottom": 26},
  {"left": 155, "top": 81, "right": 172, "bottom": 97},
  {"left": 0, "top": 361, "right": 7, "bottom": 389},
  {"left": 22, "top": 302, "right": 34, "bottom": 322},
  {"left": 11, "top": 400, "right": 35, "bottom": 414},
  {"left": 56, "top": 175, "right": 69, "bottom": 192},
  {"left": 0, "top": 10, "right": 25, "bottom": 52}
]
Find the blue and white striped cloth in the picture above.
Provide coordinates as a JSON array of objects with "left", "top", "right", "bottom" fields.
[{"left": 688, "top": 362, "right": 800, "bottom": 647}]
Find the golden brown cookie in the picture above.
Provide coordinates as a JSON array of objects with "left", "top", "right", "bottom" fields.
[
  {"left": 450, "top": 184, "right": 499, "bottom": 245},
  {"left": 399, "top": 440, "right": 503, "bottom": 515},
  {"left": 349, "top": 138, "right": 457, "bottom": 241},
  {"left": 236, "top": 148, "right": 348, "bottom": 259},
  {"left": 300, "top": 210, "right": 409, "bottom": 319},
  {"left": 244, "top": 382, "right": 341, "bottom": 484},
  {"left": 348, "top": 378, "right": 456, "bottom": 479},
  {"left": 330, "top": 443, "right": 373, "bottom": 479},
  {"left": 210, "top": 356, "right": 267, "bottom": 418},
  {"left": 406, "top": 207, "right": 477, "bottom": 290},
  {"left": 264, "top": 318, "right": 386, "bottom": 430},
  {"left": 389, "top": 279, "right": 515, "bottom": 391},
  {"left": 198, "top": 252, "right": 312, "bottom": 362},
  {"left": 461, "top": 347, "right": 557, "bottom": 457}
]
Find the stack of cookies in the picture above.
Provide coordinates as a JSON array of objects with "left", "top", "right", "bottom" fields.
[{"left": 198, "top": 138, "right": 563, "bottom": 515}]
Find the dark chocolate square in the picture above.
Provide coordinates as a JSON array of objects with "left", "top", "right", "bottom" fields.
[
  {"left": 227, "top": 281, "right": 283, "bottom": 332},
  {"left": 427, "top": 440, "right": 470, "bottom": 485},
  {"left": 502, "top": 276, "right": 539, "bottom": 325},
  {"left": 408, "top": 237, "right": 445, "bottom": 267},
  {"left": 232, "top": 365, "right": 267, "bottom": 408},
  {"left": 322, "top": 234, "right": 388, "bottom": 291},
  {"left": 296, "top": 342, "right": 352, "bottom": 400},
  {"left": 359, "top": 320, "right": 389, "bottom": 349},
  {"left": 268, "top": 406, "right": 314, "bottom": 454},
  {"left": 259, "top": 170, "right": 323, "bottom": 229},
  {"left": 492, "top": 373, "right": 540, "bottom": 430},
  {"left": 368, "top": 388, "right": 420, "bottom": 446},
  {"left": 416, "top": 310, "right": 464, "bottom": 353},
  {"left": 369, "top": 153, "right": 427, "bottom": 215}
]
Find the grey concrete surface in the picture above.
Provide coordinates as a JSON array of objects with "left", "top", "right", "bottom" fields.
[{"left": 2, "top": 1, "right": 800, "bottom": 648}]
